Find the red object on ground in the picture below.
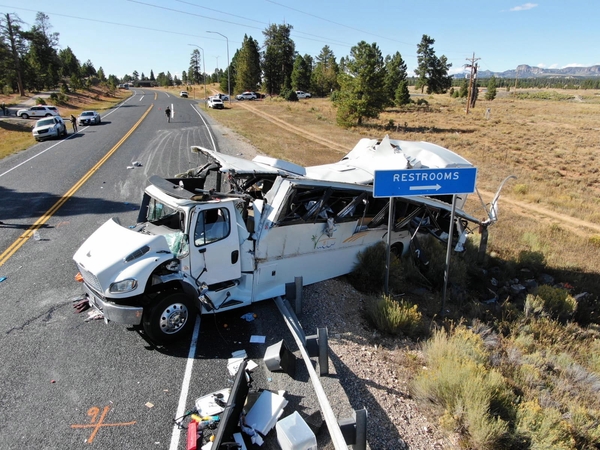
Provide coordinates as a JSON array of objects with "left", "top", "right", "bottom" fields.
[{"left": 187, "top": 420, "right": 198, "bottom": 450}]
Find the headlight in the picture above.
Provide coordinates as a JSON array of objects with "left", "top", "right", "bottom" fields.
[{"left": 109, "top": 279, "right": 138, "bottom": 293}]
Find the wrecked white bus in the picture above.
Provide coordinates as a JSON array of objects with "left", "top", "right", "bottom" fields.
[{"left": 73, "top": 136, "right": 507, "bottom": 343}]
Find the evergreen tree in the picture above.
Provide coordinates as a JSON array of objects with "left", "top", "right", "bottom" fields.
[
  {"left": 0, "top": 13, "right": 27, "bottom": 95},
  {"left": 334, "top": 41, "right": 387, "bottom": 127},
  {"left": 262, "top": 23, "right": 295, "bottom": 95},
  {"left": 384, "top": 51, "right": 408, "bottom": 106},
  {"left": 181, "top": 70, "right": 188, "bottom": 85},
  {"left": 24, "top": 12, "right": 61, "bottom": 90},
  {"left": 459, "top": 78, "right": 469, "bottom": 98},
  {"left": 485, "top": 76, "right": 497, "bottom": 101},
  {"left": 311, "top": 45, "right": 339, "bottom": 97},
  {"left": 395, "top": 80, "right": 410, "bottom": 106},
  {"left": 414, "top": 34, "right": 452, "bottom": 94},
  {"left": 291, "top": 54, "right": 312, "bottom": 92},
  {"left": 97, "top": 67, "right": 106, "bottom": 82},
  {"left": 149, "top": 70, "right": 155, "bottom": 81},
  {"left": 80, "top": 59, "right": 96, "bottom": 78},
  {"left": 188, "top": 49, "right": 201, "bottom": 84},
  {"left": 234, "top": 34, "right": 261, "bottom": 93},
  {"left": 58, "top": 47, "right": 79, "bottom": 79}
]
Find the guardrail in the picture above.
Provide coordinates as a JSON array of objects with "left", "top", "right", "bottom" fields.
[{"left": 274, "top": 288, "right": 367, "bottom": 450}]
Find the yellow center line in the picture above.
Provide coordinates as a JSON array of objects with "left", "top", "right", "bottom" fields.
[{"left": 0, "top": 104, "right": 154, "bottom": 267}]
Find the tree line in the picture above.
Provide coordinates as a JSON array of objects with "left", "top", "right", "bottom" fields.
[{"left": 5, "top": 11, "right": 597, "bottom": 128}]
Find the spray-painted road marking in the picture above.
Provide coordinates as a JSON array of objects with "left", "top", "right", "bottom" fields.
[{"left": 71, "top": 406, "right": 136, "bottom": 444}]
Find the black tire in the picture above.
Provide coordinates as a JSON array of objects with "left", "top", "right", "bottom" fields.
[
  {"left": 21, "top": 113, "right": 29, "bottom": 119},
  {"left": 142, "top": 291, "right": 195, "bottom": 344},
  {"left": 45, "top": 113, "right": 52, "bottom": 117}
]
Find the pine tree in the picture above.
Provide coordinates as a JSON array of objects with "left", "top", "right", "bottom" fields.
[
  {"left": 485, "top": 76, "right": 497, "bottom": 101},
  {"left": 312, "top": 45, "right": 338, "bottom": 97},
  {"left": 262, "top": 23, "right": 295, "bottom": 95},
  {"left": 415, "top": 35, "right": 452, "bottom": 94},
  {"left": 234, "top": 35, "right": 261, "bottom": 93},
  {"left": 384, "top": 51, "right": 408, "bottom": 106},
  {"left": 334, "top": 41, "right": 387, "bottom": 127},
  {"left": 291, "top": 54, "right": 312, "bottom": 92}
]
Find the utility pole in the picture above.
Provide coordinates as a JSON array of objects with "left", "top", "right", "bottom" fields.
[{"left": 465, "top": 52, "right": 480, "bottom": 115}]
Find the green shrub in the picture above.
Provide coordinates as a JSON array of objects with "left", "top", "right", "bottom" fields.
[
  {"left": 280, "top": 87, "right": 298, "bottom": 101},
  {"left": 50, "top": 92, "right": 69, "bottom": 106},
  {"left": 417, "top": 235, "right": 471, "bottom": 290},
  {"left": 365, "top": 294, "right": 422, "bottom": 337},
  {"left": 412, "top": 326, "right": 515, "bottom": 449},
  {"left": 35, "top": 97, "right": 46, "bottom": 105},
  {"left": 525, "top": 285, "right": 577, "bottom": 321},
  {"left": 349, "top": 242, "right": 405, "bottom": 294},
  {"left": 513, "top": 183, "right": 529, "bottom": 195},
  {"left": 589, "top": 235, "right": 600, "bottom": 248},
  {"left": 516, "top": 400, "right": 575, "bottom": 449}
]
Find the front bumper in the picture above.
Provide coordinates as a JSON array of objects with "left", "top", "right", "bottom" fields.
[{"left": 83, "top": 283, "right": 144, "bottom": 325}]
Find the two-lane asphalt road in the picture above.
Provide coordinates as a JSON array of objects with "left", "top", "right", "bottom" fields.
[{"left": 0, "top": 89, "right": 270, "bottom": 449}]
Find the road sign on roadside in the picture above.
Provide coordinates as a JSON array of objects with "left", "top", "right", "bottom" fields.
[{"left": 373, "top": 167, "right": 477, "bottom": 198}]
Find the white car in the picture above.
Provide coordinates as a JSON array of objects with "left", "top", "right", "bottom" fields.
[
  {"left": 236, "top": 91, "right": 257, "bottom": 101},
  {"left": 207, "top": 97, "right": 224, "bottom": 109},
  {"left": 214, "top": 93, "right": 229, "bottom": 101},
  {"left": 17, "top": 105, "right": 59, "bottom": 119},
  {"left": 296, "top": 91, "right": 312, "bottom": 99},
  {"left": 77, "top": 110, "right": 101, "bottom": 126},
  {"left": 32, "top": 116, "right": 67, "bottom": 141},
  {"left": 180, "top": 91, "right": 189, "bottom": 98}
]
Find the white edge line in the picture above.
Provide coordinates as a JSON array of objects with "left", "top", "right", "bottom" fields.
[
  {"left": 191, "top": 104, "right": 218, "bottom": 152},
  {"left": 0, "top": 93, "right": 136, "bottom": 179},
  {"left": 169, "top": 315, "right": 201, "bottom": 450}
]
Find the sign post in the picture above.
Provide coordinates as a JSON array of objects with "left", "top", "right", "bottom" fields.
[{"left": 374, "top": 167, "right": 477, "bottom": 311}]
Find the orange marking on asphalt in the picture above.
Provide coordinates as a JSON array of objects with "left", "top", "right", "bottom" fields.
[{"left": 71, "top": 406, "right": 136, "bottom": 444}]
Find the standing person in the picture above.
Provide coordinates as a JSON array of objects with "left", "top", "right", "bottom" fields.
[
  {"left": 165, "top": 106, "right": 171, "bottom": 123},
  {"left": 1, "top": 102, "right": 5, "bottom": 116},
  {"left": 70, "top": 114, "right": 77, "bottom": 133}
]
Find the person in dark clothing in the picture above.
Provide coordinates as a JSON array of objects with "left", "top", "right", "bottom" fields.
[
  {"left": 165, "top": 106, "right": 171, "bottom": 123},
  {"left": 70, "top": 114, "right": 77, "bottom": 133}
]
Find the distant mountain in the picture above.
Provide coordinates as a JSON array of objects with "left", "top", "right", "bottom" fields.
[{"left": 454, "top": 64, "right": 600, "bottom": 79}]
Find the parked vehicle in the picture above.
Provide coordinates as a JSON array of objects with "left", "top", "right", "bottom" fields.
[
  {"left": 207, "top": 97, "right": 224, "bottom": 109},
  {"left": 296, "top": 91, "right": 312, "bottom": 99},
  {"left": 77, "top": 110, "right": 101, "bottom": 126},
  {"left": 32, "top": 116, "right": 67, "bottom": 141},
  {"left": 236, "top": 91, "right": 257, "bottom": 101},
  {"left": 17, "top": 106, "right": 59, "bottom": 119},
  {"left": 73, "top": 136, "right": 508, "bottom": 344},
  {"left": 180, "top": 91, "right": 189, "bottom": 98}
]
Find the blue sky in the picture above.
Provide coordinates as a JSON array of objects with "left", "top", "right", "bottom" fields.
[{"left": 1, "top": 1, "right": 598, "bottom": 80}]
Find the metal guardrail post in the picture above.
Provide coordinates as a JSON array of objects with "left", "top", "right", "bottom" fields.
[{"left": 317, "top": 327, "right": 329, "bottom": 376}]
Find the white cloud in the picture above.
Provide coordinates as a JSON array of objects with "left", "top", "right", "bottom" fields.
[
  {"left": 536, "top": 63, "right": 546, "bottom": 68},
  {"left": 562, "top": 63, "right": 585, "bottom": 68},
  {"left": 510, "top": 3, "right": 538, "bottom": 11}
]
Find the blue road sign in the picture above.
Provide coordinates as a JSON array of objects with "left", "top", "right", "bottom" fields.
[{"left": 373, "top": 167, "right": 478, "bottom": 198}]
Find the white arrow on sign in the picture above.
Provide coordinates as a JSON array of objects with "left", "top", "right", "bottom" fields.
[{"left": 409, "top": 184, "right": 441, "bottom": 191}]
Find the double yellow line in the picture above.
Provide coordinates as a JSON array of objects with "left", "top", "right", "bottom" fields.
[{"left": 0, "top": 104, "right": 154, "bottom": 267}]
